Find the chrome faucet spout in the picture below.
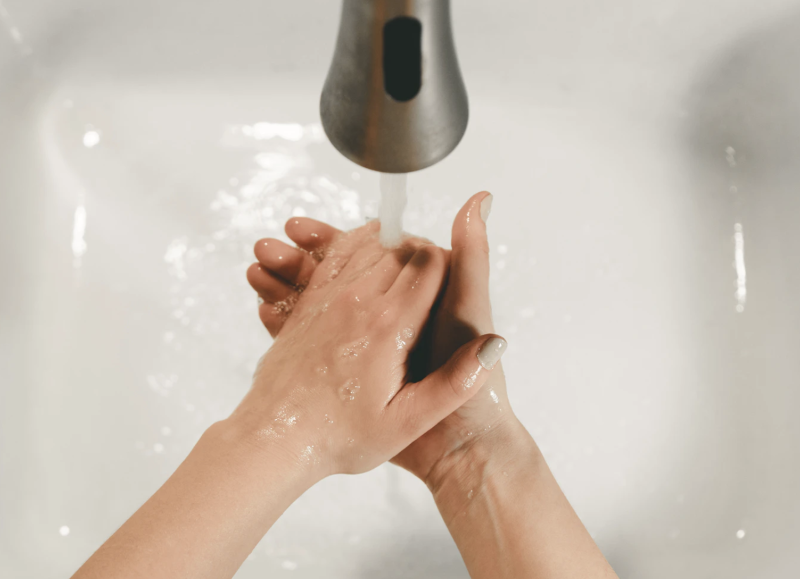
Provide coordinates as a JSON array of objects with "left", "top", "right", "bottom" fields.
[{"left": 320, "top": 0, "right": 469, "bottom": 174}]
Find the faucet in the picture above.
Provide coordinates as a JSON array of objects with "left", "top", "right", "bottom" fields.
[{"left": 320, "top": 0, "right": 469, "bottom": 174}]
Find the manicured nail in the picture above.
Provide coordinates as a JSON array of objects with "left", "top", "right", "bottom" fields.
[
  {"left": 477, "top": 336, "right": 507, "bottom": 370},
  {"left": 480, "top": 194, "right": 493, "bottom": 223}
]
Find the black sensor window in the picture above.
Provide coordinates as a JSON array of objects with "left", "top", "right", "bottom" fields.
[{"left": 383, "top": 17, "right": 422, "bottom": 102}]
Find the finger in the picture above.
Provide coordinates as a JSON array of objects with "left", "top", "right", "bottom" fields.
[
  {"left": 385, "top": 245, "right": 448, "bottom": 317},
  {"left": 309, "top": 220, "right": 381, "bottom": 288},
  {"left": 254, "top": 238, "right": 317, "bottom": 288},
  {"left": 246, "top": 263, "right": 294, "bottom": 302},
  {"left": 335, "top": 241, "right": 387, "bottom": 284},
  {"left": 360, "top": 238, "right": 430, "bottom": 295},
  {"left": 447, "top": 191, "right": 495, "bottom": 334},
  {"left": 285, "top": 218, "right": 342, "bottom": 258},
  {"left": 258, "top": 300, "right": 288, "bottom": 338},
  {"left": 389, "top": 335, "right": 508, "bottom": 438}
]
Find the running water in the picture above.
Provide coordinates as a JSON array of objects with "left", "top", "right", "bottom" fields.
[{"left": 378, "top": 173, "right": 408, "bottom": 247}]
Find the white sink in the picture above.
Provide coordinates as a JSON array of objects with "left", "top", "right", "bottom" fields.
[{"left": 2, "top": 0, "right": 800, "bottom": 577}]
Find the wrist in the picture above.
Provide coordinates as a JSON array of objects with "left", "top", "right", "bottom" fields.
[
  {"left": 203, "top": 416, "right": 325, "bottom": 491},
  {"left": 426, "top": 417, "right": 541, "bottom": 521}
]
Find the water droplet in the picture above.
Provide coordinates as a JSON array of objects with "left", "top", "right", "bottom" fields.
[
  {"left": 339, "top": 337, "right": 370, "bottom": 359},
  {"left": 462, "top": 371, "right": 480, "bottom": 389},
  {"left": 59, "top": 526, "right": 70, "bottom": 536},
  {"left": 396, "top": 327, "right": 416, "bottom": 350},
  {"left": 300, "top": 445, "right": 317, "bottom": 464},
  {"left": 275, "top": 407, "right": 298, "bottom": 426},
  {"left": 736, "top": 529, "right": 746, "bottom": 539},
  {"left": 338, "top": 379, "right": 361, "bottom": 402}
]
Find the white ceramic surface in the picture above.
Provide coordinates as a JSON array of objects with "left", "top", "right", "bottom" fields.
[{"left": 2, "top": 1, "right": 800, "bottom": 577}]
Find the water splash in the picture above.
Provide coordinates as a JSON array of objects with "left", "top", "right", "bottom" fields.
[{"left": 155, "top": 121, "right": 364, "bottom": 424}]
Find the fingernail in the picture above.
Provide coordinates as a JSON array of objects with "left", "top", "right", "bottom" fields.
[
  {"left": 480, "top": 194, "right": 493, "bottom": 223},
  {"left": 477, "top": 336, "right": 507, "bottom": 370}
]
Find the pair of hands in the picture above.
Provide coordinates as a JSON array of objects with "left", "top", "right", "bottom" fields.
[
  {"left": 239, "top": 191, "right": 515, "bottom": 487},
  {"left": 71, "top": 189, "right": 619, "bottom": 579}
]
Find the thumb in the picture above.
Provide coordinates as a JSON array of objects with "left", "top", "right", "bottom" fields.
[
  {"left": 390, "top": 334, "right": 508, "bottom": 439},
  {"left": 446, "top": 191, "right": 494, "bottom": 334}
]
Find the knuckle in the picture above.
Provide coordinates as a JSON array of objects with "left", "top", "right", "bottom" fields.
[
  {"left": 431, "top": 246, "right": 447, "bottom": 268},
  {"left": 340, "top": 285, "right": 362, "bottom": 304},
  {"left": 445, "top": 363, "right": 474, "bottom": 399}
]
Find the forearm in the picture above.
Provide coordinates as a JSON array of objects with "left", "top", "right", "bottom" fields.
[
  {"left": 72, "top": 420, "right": 314, "bottom": 579},
  {"left": 429, "top": 419, "right": 618, "bottom": 579}
]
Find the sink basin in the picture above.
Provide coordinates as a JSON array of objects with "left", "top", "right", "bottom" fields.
[{"left": 2, "top": 0, "right": 800, "bottom": 577}]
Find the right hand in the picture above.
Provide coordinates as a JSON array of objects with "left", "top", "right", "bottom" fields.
[{"left": 240, "top": 219, "right": 505, "bottom": 480}]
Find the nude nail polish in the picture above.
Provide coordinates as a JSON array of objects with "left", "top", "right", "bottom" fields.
[
  {"left": 477, "top": 336, "right": 507, "bottom": 370},
  {"left": 480, "top": 194, "right": 493, "bottom": 223}
]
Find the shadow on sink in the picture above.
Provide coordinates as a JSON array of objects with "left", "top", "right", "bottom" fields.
[{"left": 608, "top": 9, "right": 800, "bottom": 578}]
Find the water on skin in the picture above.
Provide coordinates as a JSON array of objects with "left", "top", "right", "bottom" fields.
[
  {"left": 378, "top": 173, "right": 408, "bottom": 247},
  {"left": 339, "top": 337, "right": 370, "bottom": 359},
  {"left": 338, "top": 378, "right": 361, "bottom": 402},
  {"left": 395, "top": 327, "right": 416, "bottom": 351}
]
